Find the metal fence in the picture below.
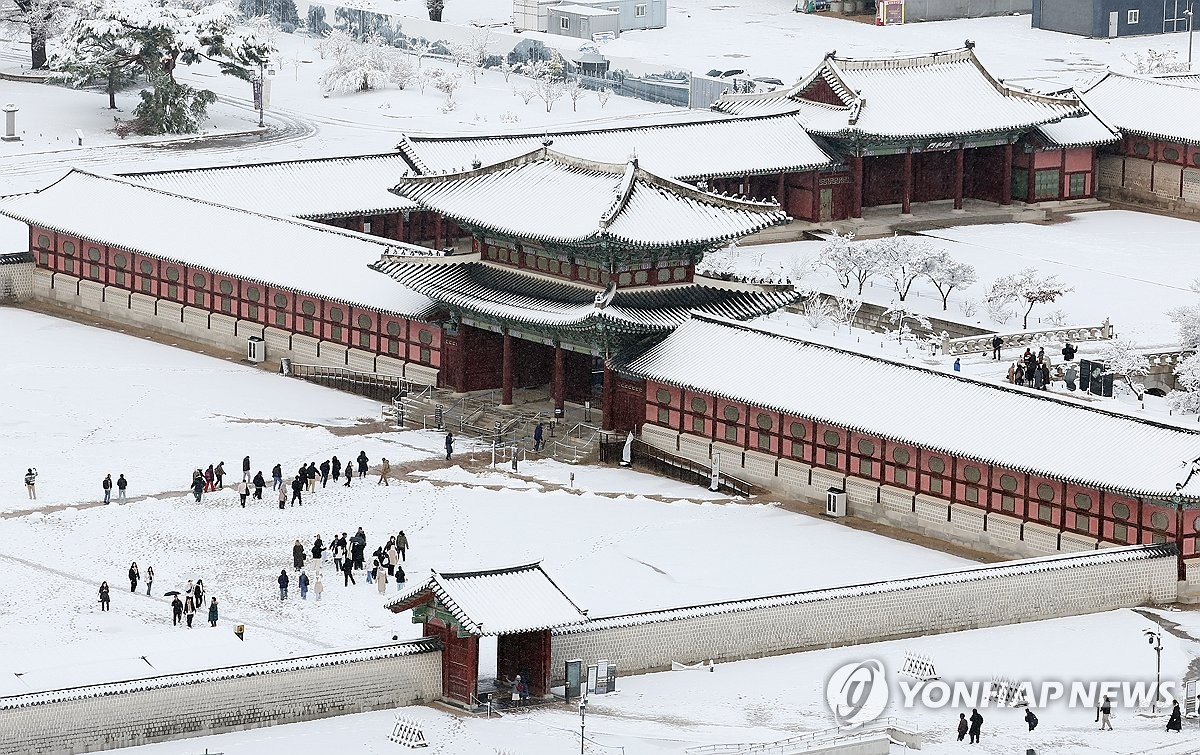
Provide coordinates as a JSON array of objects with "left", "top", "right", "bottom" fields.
[
  {"left": 289, "top": 363, "right": 408, "bottom": 404},
  {"left": 599, "top": 437, "right": 757, "bottom": 497}
]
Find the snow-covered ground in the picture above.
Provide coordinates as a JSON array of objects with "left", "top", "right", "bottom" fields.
[
  {"left": 0, "top": 307, "right": 971, "bottom": 697},
  {"left": 105, "top": 607, "right": 1200, "bottom": 755}
]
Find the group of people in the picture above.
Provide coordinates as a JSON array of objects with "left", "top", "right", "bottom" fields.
[
  {"left": 101, "top": 473, "right": 129, "bottom": 504},
  {"left": 953, "top": 693, "right": 1185, "bottom": 743},
  {"left": 1006, "top": 347, "right": 1055, "bottom": 390},
  {"left": 170, "top": 578, "right": 218, "bottom": 628},
  {"left": 184, "top": 452, "right": 385, "bottom": 507},
  {"left": 280, "top": 529, "right": 410, "bottom": 599}
]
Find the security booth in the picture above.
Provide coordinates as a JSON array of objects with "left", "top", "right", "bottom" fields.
[{"left": 386, "top": 562, "right": 587, "bottom": 707}]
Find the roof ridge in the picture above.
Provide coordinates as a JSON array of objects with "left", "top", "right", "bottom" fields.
[
  {"left": 436, "top": 561, "right": 544, "bottom": 579},
  {"left": 679, "top": 312, "right": 1200, "bottom": 439},
  {"left": 118, "top": 151, "right": 402, "bottom": 179}
]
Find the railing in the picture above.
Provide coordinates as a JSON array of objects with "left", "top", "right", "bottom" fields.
[
  {"left": 599, "top": 437, "right": 758, "bottom": 497},
  {"left": 684, "top": 718, "right": 918, "bottom": 755},
  {"left": 290, "top": 363, "right": 410, "bottom": 404},
  {"left": 941, "top": 319, "right": 1112, "bottom": 356}
]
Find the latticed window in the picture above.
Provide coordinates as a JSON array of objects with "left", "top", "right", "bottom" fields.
[
  {"left": 87, "top": 247, "right": 101, "bottom": 280},
  {"left": 1034, "top": 169, "right": 1060, "bottom": 200},
  {"left": 63, "top": 241, "right": 76, "bottom": 274},
  {"left": 358, "top": 314, "right": 372, "bottom": 348},
  {"left": 113, "top": 253, "right": 127, "bottom": 287},
  {"left": 139, "top": 260, "right": 153, "bottom": 293},
  {"left": 274, "top": 293, "right": 288, "bottom": 327}
]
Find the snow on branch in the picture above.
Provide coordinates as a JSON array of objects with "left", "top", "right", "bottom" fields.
[{"left": 985, "top": 268, "right": 1072, "bottom": 330}]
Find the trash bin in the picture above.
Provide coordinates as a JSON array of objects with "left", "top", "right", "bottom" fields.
[
  {"left": 247, "top": 336, "right": 265, "bottom": 364},
  {"left": 825, "top": 487, "right": 847, "bottom": 518}
]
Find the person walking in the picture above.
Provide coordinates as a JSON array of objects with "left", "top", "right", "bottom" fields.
[
  {"left": 290, "top": 475, "right": 303, "bottom": 506},
  {"left": 292, "top": 540, "right": 306, "bottom": 570},
  {"left": 376, "top": 561, "right": 388, "bottom": 595},
  {"left": 952, "top": 358, "right": 961, "bottom": 373},
  {"left": 145, "top": 565, "right": 154, "bottom": 596},
  {"left": 445, "top": 432, "right": 454, "bottom": 461},
  {"left": 332, "top": 536, "right": 344, "bottom": 574},
  {"left": 312, "top": 535, "right": 325, "bottom": 562},
  {"left": 357, "top": 451, "right": 369, "bottom": 477},
  {"left": 214, "top": 461, "right": 225, "bottom": 489},
  {"left": 203, "top": 464, "right": 215, "bottom": 493},
  {"left": 277, "top": 484, "right": 287, "bottom": 510},
  {"left": 342, "top": 557, "right": 356, "bottom": 586},
  {"left": 305, "top": 462, "right": 318, "bottom": 493},
  {"left": 395, "top": 562, "right": 405, "bottom": 589},
  {"left": 183, "top": 594, "right": 196, "bottom": 627},
  {"left": 968, "top": 708, "right": 983, "bottom": 744},
  {"left": 190, "top": 473, "right": 205, "bottom": 503},
  {"left": 956, "top": 713, "right": 968, "bottom": 741},
  {"left": 98, "top": 581, "right": 110, "bottom": 611},
  {"left": 207, "top": 597, "right": 219, "bottom": 627},
  {"left": 387, "top": 541, "right": 400, "bottom": 576},
  {"left": 314, "top": 573, "right": 324, "bottom": 601},
  {"left": 319, "top": 460, "right": 331, "bottom": 488},
  {"left": 1024, "top": 708, "right": 1038, "bottom": 731},
  {"left": 378, "top": 458, "right": 390, "bottom": 486},
  {"left": 534, "top": 422, "right": 544, "bottom": 452},
  {"left": 23, "top": 467, "right": 37, "bottom": 499},
  {"left": 116, "top": 474, "right": 127, "bottom": 501},
  {"left": 252, "top": 471, "right": 265, "bottom": 500},
  {"left": 242, "top": 455, "right": 251, "bottom": 483},
  {"left": 1099, "top": 695, "right": 1113, "bottom": 730},
  {"left": 237, "top": 479, "right": 250, "bottom": 508},
  {"left": 171, "top": 595, "right": 183, "bottom": 626},
  {"left": 271, "top": 463, "right": 283, "bottom": 491},
  {"left": 1167, "top": 700, "right": 1182, "bottom": 731},
  {"left": 397, "top": 530, "right": 408, "bottom": 562},
  {"left": 128, "top": 562, "right": 140, "bottom": 592},
  {"left": 991, "top": 334, "right": 1003, "bottom": 360},
  {"left": 366, "top": 558, "right": 375, "bottom": 585},
  {"left": 194, "top": 579, "right": 205, "bottom": 608},
  {"left": 344, "top": 464, "right": 353, "bottom": 487},
  {"left": 102, "top": 474, "right": 113, "bottom": 504},
  {"left": 278, "top": 569, "right": 289, "bottom": 600},
  {"left": 299, "top": 570, "right": 310, "bottom": 600},
  {"left": 331, "top": 456, "right": 342, "bottom": 483}
]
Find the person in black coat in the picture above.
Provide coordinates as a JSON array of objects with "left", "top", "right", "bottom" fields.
[
  {"left": 128, "top": 562, "right": 140, "bottom": 592},
  {"left": 1167, "top": 701, "right": 1182, "bottom": 732},
  {"left": 252, "top": 471, "right": 265, "bottom": 499},
  {"left": 1062, "top": 341, "right": 1077, "bottom": 361},
  {"left": 271, "top": 463, "right": 283, "bottom": 491},
  {"left": 311, "top": 535, "right": 324, "bottom": 561},
  {"left": 342, "top": 556, "right": 356, "bottom": 586},
  {"left": 305, "top": 462, "right": 318, "bottom": 492},
  {"left": 190, "top": 474, "right": 205, "bottom": 502},
  {"left": 1024, "top": 709, "right": 1038, "bottom": 731},
  {"left": 171, "top": 595, "right": 183, "bottom": 625},
  {"left": 991, "top": 334, "right": 1003, "bottom": 360},
  {"left": 290, "top": 475, "right": 303, "bottom": 506},
  {"left": 445, "top": 432, "right": 454, "bottom": 461},
  {"left": 278, "top": 569, "right": 289, "bottom": 600},
  {"left": 98, "top": 581, "right": 110, "bottom": 611},
  {"left": 344, "top": 464, "right": 353, "bottom": 487},
  {"left": 356, "top": 451, "right": 369, "bottom": 476},
  {"left": 242, "top": 455, "right": 251, "bottom": 483},
  {"left": 968, "top": 709, "right": 983, "bottom": 743},
  {"left": 319, "top": 460, "right": 331, "bottom": 488},
  {"left": 331, "top": 456, "right": 342, "bottom": 482}
]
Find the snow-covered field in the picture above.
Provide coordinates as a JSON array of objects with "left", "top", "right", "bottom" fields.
[
  {"left": 0, "top": 307, "right": 970, "bottom": 698},
  {"left": 106, "top": 607, "right": 1200, "bottom": 755}
]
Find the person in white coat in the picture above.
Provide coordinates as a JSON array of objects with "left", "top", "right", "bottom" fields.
[{"left": 376, "top": 562, "right": 388, "bottom": 595}]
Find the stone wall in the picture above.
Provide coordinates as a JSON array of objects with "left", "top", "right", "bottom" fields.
[
  {"left": 0, "top": 257, "right": 34, "bottom": 302},
  {"left": 1098, "top": 155, "right": 1200, "bottom": 217},
  {"left": 29, "top": 270, "right": 439, "bottom": 385},
  {"left": 549, "top": 546, "right": 1176, "bottom": 682},
  {"left": 0, "top": 641, "right": 442, "bottom": 755}
]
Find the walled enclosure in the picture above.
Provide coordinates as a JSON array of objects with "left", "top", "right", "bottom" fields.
[
  {"left": 0, "top": 642, "right": 442, "bottom": 755},
  {"left": 549, "top": 545, "right": 1176, "bottom": 682}
]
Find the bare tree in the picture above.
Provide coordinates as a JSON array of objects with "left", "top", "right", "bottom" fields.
[
  {"left": 985, "top": 268, "right": 1073, "bottom": 330},
  {"left": 463, "top": 27, "right": 493, "bottom": 84},
  {"left": 924, "top": 250, "right": 977, "bottom": 310},
  {"left": 597, "top": 87, "right": 611, "bottom": 108}
]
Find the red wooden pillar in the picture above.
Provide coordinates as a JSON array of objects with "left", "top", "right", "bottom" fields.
[
  {"left": 501, "top": 329, "right": 514, "bottom": 406},
  {"left": 397, "top": 212, "right": 407, "bottom": 242},
  {"left": 434, "top": 214, "right": 444, "bottom": 250},
  {"left": 953, "top": 146, "right": 965, "bottom": 210},
  {"left": 601, "top": 363, "right": 615, "bottom": 431},
  {"left": 776, "top": 173, "right": 786, "bottom": 208},
  {"left": 1026, "top": 151, "right": 1037, "bottom": 204},
  {"left": 1000, "top": 143, "right": 1013, "bottom": 206},
  {"left": 552, "top": 342, "right": 565, "bottom": 412},
  {"left": 901, "top": 151, "right": 913, "bottom": 215},
  {"left": 850, "top": 156, "right": 863, "bottom": 219}
]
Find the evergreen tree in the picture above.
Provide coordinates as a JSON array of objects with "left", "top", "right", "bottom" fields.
[{"left": 306, "top": 4, "right": 330, "bottom": 35}]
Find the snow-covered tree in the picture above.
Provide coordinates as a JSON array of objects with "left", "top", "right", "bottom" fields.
[
  {"left": 566, "top": 78, "right": 587, "bottom": 111},
  {"left": 52, "top": 0, "right": 273, "bottom": 130},
  {"left": 875, "top": 234, "right": 938, "bottom": 302},
  {"left": 597, "top": 87, "right": 611, "bottom": 108},
  {"left": 428, "top": 67, "right": 460, "bottom": 106},
  {"left": 830, "top": 295, "right": 862, "bottom": 333},
  {"left": 1169, "top": 354, "right": 1200, "bottom": 415},
  {"left": 818, "top": 230, "right": 881, "bottom": 295},
  {"left": 319, "top": 37, "right": 412, "bottom": 94},
  {"left": 316, "top": 27, "right": 353, "bottom": 58},
  {"left": 1097, "top": 337, "right": 1150, "bottom": 400},
  {"left": 496, "top": 58, "right": 515, "bottom": 81},
  {"left": 884, "top": 301, "right": 931, "bottom": 343},
  {"left": 238, "top": 0, "right": 298, "bottom": 26},
  {"left": 1123, "top": 49, "right": 1190, "bottom": 75},
  {"left": 525, "top": 59, "right": 565, "bottom": 112},
  {"left": 925, "top": 250, "right": 977, "bottom": 310},
  {"left": 0, "top": 0, "right": 76, "bottom": 70},
  {"left": 306, "top": 4, "right": 329, "bottom": 35},
  {"left": 426, "top": 0, "right": 442, "bottom": 21},
  {"left": 462, "top": 27, "right": 493, "bottom": 84},
  {"left": 800, "top": 295, "right": 833, "bottom": 328},
  {"left": 406, "top": 37, "right": 432, "bottom": 69},
  {"left": 985, "top": 268, "right": 1072, "bottom": 330}
]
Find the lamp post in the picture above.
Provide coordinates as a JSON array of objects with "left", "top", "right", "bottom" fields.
[
  {"left": 257, "top": 62, "right": 265, "bottom": 128},
  {"left": 1186, "top": 6, "right": 1195, "bottom": 70},
  {"left": 1145, "top": 628, "right": 1163, "bottom": 713},
  {"left": 578, "top": 694, "right": 588, "bottom": 755}
]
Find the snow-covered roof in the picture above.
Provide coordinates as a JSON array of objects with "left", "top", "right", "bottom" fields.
[
  {"left": 554, "top": 545, "right": 1175, "bottom": 632},
  {"left": 0, "top": 171, "right": 438, "bottom": 317},
  {"left": 618, "top": 314, "right": 1200, "bottom": 499},
  {"left": 1033, "top": 103, "right": 1120, "bottom": 148},
  {"left": 1080, "top": 72, "right": 1200, "bottom": 146},
  {"left": 551, "top": 4, "right": 617, "bottom": 15},
  {"left": 397, "top": 113, "right": 835, "bottom": 181},
  {"left": 0, "top": 639, "right": 439, "bottom": 710},
  {"left": 389, "top": 148, "right": 788, "bottom": 249},
  {"left": 122, "top": 153, "right": 419, "bottom": 220},
  {"left": 370, "top": 256, "right": 799, "bottom": 333},
  {"left": 715, "top": 47, "right": 1087, "bottom": 141},
  {"left": 386, "top": 562, "right": 587, "bottom": 635}
]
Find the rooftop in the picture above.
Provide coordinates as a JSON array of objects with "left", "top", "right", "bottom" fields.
[
  {"left": 1080, "top": 71, "right": 1200, "bottom": 146},
  {"left": 386, "top": 562, "right": 587, "bottom": 635},
  {"left": 714, "top": 46, "right": 1088, "bottom": 142},
  {"left": 552, "top": 4, "right": 618, "bottom": 15},
  {"left": 389, "top": 148, "right": 789, "bottom": 249},
  {"left": 0, "top": 171, "right": 437, "bottom": 317},
  {"left": 618, "top": 313, "right": 1200, "bottom": 500}
]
